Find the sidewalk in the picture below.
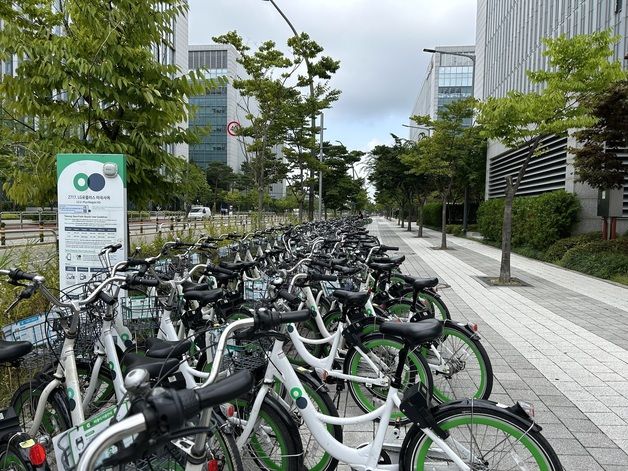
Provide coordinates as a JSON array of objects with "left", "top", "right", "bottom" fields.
[{"left": 369, "top": 217, "right": 628, "bottom": 470}]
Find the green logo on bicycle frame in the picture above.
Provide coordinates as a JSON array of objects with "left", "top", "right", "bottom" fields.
[{"left": 290, "top": 387, "right": 302, "bottom": 399}]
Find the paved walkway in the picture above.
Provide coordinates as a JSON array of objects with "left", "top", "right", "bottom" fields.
[{"left": 368, "top": 217, "right": 628, "bottom": 470}]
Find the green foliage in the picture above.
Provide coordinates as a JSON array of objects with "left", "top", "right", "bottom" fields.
[
  {"left": 477, "top": 191, "right": 580, "bottom": 250},
  {"left": 179, "top": 162, "right": 211, "bottom": 209},
  {"left": 478, "top": 31, "right": 626, "bottom": 149},
  {"left": 213, "top": 31, "right": 340, "bottom": 222},
  {"left": 544, "top": 232, "right": 603, "bottom": 262},
  {"left": 571, "top": 80, "right": 628, "bottom": 190},
  {"left": 445, "top": 224, "right": 464, "bottom": 236},
  {"left": 422, "top": 203, "right": 442, "bottom": 228},
  {"left": 0, "top": 0, "right": 214, "bottom": 207},
  {"left": 476, "top": 198, "right": 504, "bottom": 242},
  {"left": 321, "top": 142, "right": 365, "bottom": 214},
  {"left": 560, "top": 238, "right": 628, "bottom": 281}
]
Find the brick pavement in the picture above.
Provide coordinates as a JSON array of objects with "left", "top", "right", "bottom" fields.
[{"left": 363, "top": 217, "right": 628, "bottom": 470}]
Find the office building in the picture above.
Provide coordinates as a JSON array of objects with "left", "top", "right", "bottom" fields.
[
  {"left": 476, "top": 0, "right": 628, "bottom": 232},
  {"left": 410, "top": 46, "right": 475, "bottom": 140},
  {"left": 188, "top": 44, "right": 285, "bottom": 198}
]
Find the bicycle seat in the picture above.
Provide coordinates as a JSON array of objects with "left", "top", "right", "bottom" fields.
[
  {"left": 332, "top": 290, "right": 369, "bottom": 307},
  {"left": 368, "top": 262, "right": 397, "bottom": 272},
  {"left": 145, "top": 338, "right": 193, "bottom": 359},
  {"left": 183, "top": 289, "right": 223, "bottom": 306},
  {"left": 122, "top": 352, "right": 180, "bottom": 379},
  {"left": 0, "top": 340, "right": 32, "bottom": 363},
  {"left": 371, "top": 255, "right": 406, "bottom": 265},
  {"left": 380, "top": 319, "right": 443, "bottom": 344},
  {"left": 395, "top": 274, "right": 439, "bottom": 289},
  {"left": 413, "top": 277, "right": 438, "bottom": 290},
  {"left": 181, "top": 280, "right": 209, "bottom": 293}
]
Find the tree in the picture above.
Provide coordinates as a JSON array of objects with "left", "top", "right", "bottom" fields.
[
  {"left": 367, "top": 138, "right": 422, "bottom": 230},
  {"left": 404, "top": 99, "right": 484, "bottom": 248},
  {"left": 477, "top": 31, "right": 625, "bottom": 283},
  {"left": 321, "top": 142, "right": 364, "bottom": 216},
  {"left": 571, "top": 80, "right": 628, "bottom": 190},
  {"left": 205, "top": 161, "right": 236, "bottom": 212},
  {"left": 214, "top": 32, "right": 339, "bottom": 225},
  {"left": 179, "top": 161, "right": 211, "bottom": 210},
  {"left": 0, "top": 0, "right": 213, "bottom": 207}
]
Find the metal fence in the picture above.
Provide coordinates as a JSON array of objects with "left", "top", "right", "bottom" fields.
[{"left": 0, "top": 213, "right": 291, "bottom": 249}]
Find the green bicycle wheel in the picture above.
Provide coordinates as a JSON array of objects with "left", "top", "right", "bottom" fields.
[
  {"left": 344, "top": 333, "right": 433, "bottom": 424},
  {"left": 403, "top": 402, "right": 563, "bottom": 470},
  {"left": 424, "top": 322, "right": 493, "bottom": 404},
  {"left": 231, "top": 395, "right": 303, "bottom": 471}
]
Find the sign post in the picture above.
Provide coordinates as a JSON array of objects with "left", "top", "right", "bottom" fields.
[{"left": 56, "top": 154, "right": 127, "bottom": 290}]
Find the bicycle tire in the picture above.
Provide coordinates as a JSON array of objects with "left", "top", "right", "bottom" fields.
[
  {"left": 426, "top": 321, "right": 493, "bottom": 404},
  {"left": 274, "top": 370, "right": 342, "bottom": 471},
  {"left": 10, "top": 379, "right": 71, "bottom": 468},
  {"left": 0, "top": 439, "right": 36, "bottom": 471},
  {"left": 399, "top": 289, "right": 451, "bottom": 321},
  {"left": 401, "top": 400, "right": 563, "bottom": 470},
  {"left": 231, "top": 394, "right": 303, "bottom": 471},
  {"left": 343, "top": 333, "right": 433, "bottom": 424}
]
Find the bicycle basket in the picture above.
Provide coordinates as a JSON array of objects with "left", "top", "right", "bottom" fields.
[
  {"left": 243, "top": 277, "right": 270, "bottom": 301},
  {"left": 120, "top": 296, "right": 161, "bottom": 344}
]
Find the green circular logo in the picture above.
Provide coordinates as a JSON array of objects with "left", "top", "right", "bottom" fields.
[
  {"left": 290, "top": 387, "right": 302, "bottom": 399},
  {"left": 121, "top": 333, "right": 130, "bottom": 341},
  {"left": 73, "top": 173, "right": 89, "bottom": 191},
  {"left": 67, "top": 387, "right": 75, "bottom": 399}
]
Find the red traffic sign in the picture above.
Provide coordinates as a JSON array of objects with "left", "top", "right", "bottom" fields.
[{"left": 227, "top": 121, "right": 241, "bottom": 136}]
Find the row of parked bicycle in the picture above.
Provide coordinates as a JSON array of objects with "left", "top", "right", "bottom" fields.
[{"left": 0, "top": 216, "right": 563, "bottom": 470}]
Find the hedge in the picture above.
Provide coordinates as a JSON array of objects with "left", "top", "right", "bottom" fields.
[
  {"left": 477, "top": 191, "right": 580, "bottom": 251},
  {"left": 422, "top": 203, "right": 442, "bottom": 228},
  {"left": 560, "top": 238, "right": 628, "bottom": 281},
  {"left": 544, "top": 232, "right": 602, "bottom": 262}
]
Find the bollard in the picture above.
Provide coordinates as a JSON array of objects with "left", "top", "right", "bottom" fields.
[
  {"left": 140, "top": 221, "right": 143, "bottom": 234},
  {"left": 19, "top": 212, "right": 23, "bottom": 229},
  {"left": 0, "top": 222, "right": 5, "bottom": 246},
  {"left": 170, "top": 217, "right": 174, "bottom": 232},
  {"left": 39, "top": 222, "right": 44, "bottom": 243}
]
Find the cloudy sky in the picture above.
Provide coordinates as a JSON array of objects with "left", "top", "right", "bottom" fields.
[{"left": 188, "top": 0, "right": 476, "bottom": 155}]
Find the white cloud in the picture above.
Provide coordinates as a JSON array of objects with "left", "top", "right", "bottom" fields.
[{"left": 188, "top": 0, "right": 476, "bottom": 152}]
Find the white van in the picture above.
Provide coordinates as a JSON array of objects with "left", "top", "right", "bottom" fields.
[{"left": 187, "top": 206, "right": 212, "bottom": 220}]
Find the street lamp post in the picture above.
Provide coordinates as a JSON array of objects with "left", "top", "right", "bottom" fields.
[
  {"left": 319, "top": 112, "right": 323, "bottom": 220},
  {"left": 423, "top": 47, "right": 476, "bottom": 235}
]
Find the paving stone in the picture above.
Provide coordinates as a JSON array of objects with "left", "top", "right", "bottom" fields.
[{"left": 368, "top": 219, "right": 628, "bottom": 468}]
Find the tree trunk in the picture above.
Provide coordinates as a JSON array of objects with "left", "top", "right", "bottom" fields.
[
  {"left": 499, "top": 187, "right": 514, "bottom": 283},
  {"left": 498, "top": 135, "right": 542, "bottom": 282},
  {"left": 417, "top": 200, "right": 425, "bottom": 237},
  {"left": 440, "top": 194, "right": 447, "bottom": 249},
  {"left": 307, "top": 170, "right": 315, "bottom": 221},
  {"left": 407, "top": 205, "right": 412, "bottom": 232},
  {"left": 462, "top": 185, "right": 468, "bottom": 234}
]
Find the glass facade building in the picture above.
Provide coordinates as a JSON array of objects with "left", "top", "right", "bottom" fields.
[
  {"left": 410, "top": 46, "right": 475, "bottom": 140},
  {"left": 476, "top": 0, "right": 628, "bottom": 231}
]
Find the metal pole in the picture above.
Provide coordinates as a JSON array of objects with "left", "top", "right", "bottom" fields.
[{"left": 318, "top": 112, "right": 324, "bottom": 220}]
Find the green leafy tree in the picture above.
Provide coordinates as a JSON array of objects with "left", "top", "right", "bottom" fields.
[
  {"left": 321, "top": 142, "right": 364, "bottom": 216},
  {"left": 405, "top": 99, "right": 484, "bottom": 248},
  {"left": 213, "top": 32, "right": 293, "bottom": 223},
  {"left": 0, "top": 0, "right": 214, "bottom": 207},
  {"left": 477, "top": 31, "right": 625, "bottom": 282},
  {"left": 571, "top": 80, "right": 628, "bottom": 190},
  {"left": 205, "top": 161, "right": 236, "bottom": 212},
  {"left": 179, "top": 162, "right": 211, "bottom": 210}
]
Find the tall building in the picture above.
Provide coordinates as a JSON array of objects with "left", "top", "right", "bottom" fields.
[
  {"left": 188, "top": 44, "right": 285, "bottom": 199},
  {"left": 476, "top": 0, "right": 628, "bottom": 232},
  {"left": 410, "top": 46, "right": 475, "bottom": 140}
]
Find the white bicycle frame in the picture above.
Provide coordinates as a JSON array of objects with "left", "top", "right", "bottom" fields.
[{"left": 235, "top": 333, "right": 471, "bottom": 471}]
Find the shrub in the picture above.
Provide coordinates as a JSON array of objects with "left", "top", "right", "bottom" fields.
[
  {"left": 477, "top": 191, "right": 580, "bottom": 251},
  {"left": 422, "top": 203, "right": 442, "bottom": 228},
  {"left": 477, "top": 198, "right": 503, "bottom": 242},
  {"left": 544, "top": 232, "right": 602, "bottom": 262},
  {"left": 560, "top": 238, "right": 628, "bottom": 280}
]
